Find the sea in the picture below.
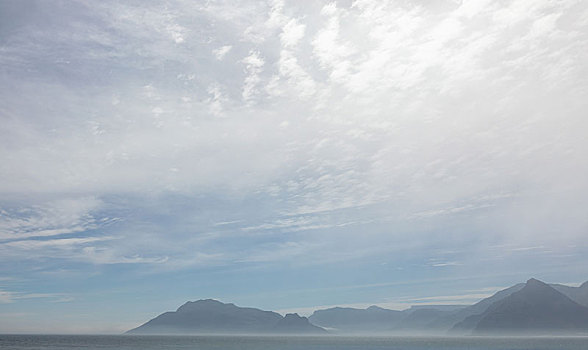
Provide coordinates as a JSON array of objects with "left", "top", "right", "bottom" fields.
[{"left": 1, "top": 335, "right": 588, "bottom": 350}]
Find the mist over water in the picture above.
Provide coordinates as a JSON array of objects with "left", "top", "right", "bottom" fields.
[{"left": 1, "top": 335, "right": 588, "bottom": 350}]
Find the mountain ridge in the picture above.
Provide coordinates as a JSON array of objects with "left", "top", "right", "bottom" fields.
[
  {"left": 127, "top": 279, "right": 588, "bottom": 335},
  {"left": 127, "top": 299, "right": 325, "bottom": 335},
  {"left": 472, "top": 278, "right": 588, "bottom": 334}
]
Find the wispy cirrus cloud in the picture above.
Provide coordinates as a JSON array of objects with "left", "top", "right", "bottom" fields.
[
  {"left": 0, "top": 197, "right": 108, "bottom": 240},
  {"left": 0, "top": 289, "right": 73, "bottom": 304}
]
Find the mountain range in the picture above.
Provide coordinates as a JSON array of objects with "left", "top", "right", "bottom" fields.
[
  {"left": 127, "top": 299, "right": 325, "bottom": 335},
  {"left": 454, "top": 279, "right": 588, "bottom": 335},
  {"left": 127, "top": 278, "right": 588, "bottom": 335}
]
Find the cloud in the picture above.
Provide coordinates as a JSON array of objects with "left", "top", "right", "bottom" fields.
[
  {"left": 430, "top": 262, "right": 462, "bottom": 267},
  {"left": 0, "top": 235, "right": 170, "bottom": 266},
  {"left": 394, "top": 292, "right": 495, "bottom": 305},
  {"left": 213, "top": 45, "right": 232, "bottom": 60},
  {"left": 0, "top": 289, "right": 72, "bottom": 304},
  {"left": 0, "top": 197, "right": 106, "bottom": 240},
  {"left": 0, "top": 0, "right": 586, "bottom": 278},
  {"left": 241, "top": 50, "right": 266, "bottom": 102},
  {"left": 280, "top": 18, "right": 306, "bottom": 48},
  {"left": 312, "top": 3, "right": 353, "bottom": 82},
  {"left": 80, "top": 246, "right": 169, "bottom": 265},
  {"left": 0, "top": 197, "right": 169, "bottom": 266}
]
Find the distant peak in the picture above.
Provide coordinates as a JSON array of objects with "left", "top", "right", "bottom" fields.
[
  {"left": 580, "top": 281, "right": 588, "bottom": 289},
  {"left": 367, "top": 305, "right": 383, "bottom": 310},
  {"left": 284, "top": 313, "right": 303, "bottom": 318},
  {"left": 176, "top": 299, "right": 231, "bottom": 312},
  {"left": 194, "top": 299, "right": 224, "bottom": 304},
  {"left": 520, "top": 278, "right": 564, "bottom": 296},
  {"left": 526, "top": 278, "right": 546, "bottom": 286}
]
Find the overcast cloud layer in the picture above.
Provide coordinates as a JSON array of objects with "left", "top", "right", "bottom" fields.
[{"left": 1, "top": 0, "right": 587, "bottom": 333}]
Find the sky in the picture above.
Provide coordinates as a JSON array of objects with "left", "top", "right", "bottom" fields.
[{"left": 0, "top": 0, "right": 587, "bottom": 334}]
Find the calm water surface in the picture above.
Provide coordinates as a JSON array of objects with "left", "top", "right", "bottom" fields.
[{"left": 1, "top": 335, "right": 587, "bottom": 350}]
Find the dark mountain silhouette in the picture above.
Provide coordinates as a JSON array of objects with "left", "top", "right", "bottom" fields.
[
  {"left": 470, "top": 279, "right": 588, "bottom": 334},
  {"left": 449, "top": 280, "right": 588, "bottom": 333},
  {"left": 447, "top": 283, "right": 525, "bottom": 333},
  {"left": 310, "top": 279, "right": 588, "bottom": 335},
  {"left": 552, "top": 281, "right": 588, "bottom": 307},
  {"left": 273, "top": 313, "right": 326, "bottom": 333},
  {"left": 309, "top": 305, "right": 403, "bottom": 333},
  {"left": 127, "top": 299, "right": 325, "bottom": 334},
  {"left": 127, "top": 279, "right": 588, "bottom": 335}
]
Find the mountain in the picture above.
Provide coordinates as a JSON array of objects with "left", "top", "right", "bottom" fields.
[
  {"left": 449, "top": 280, "right": 588, "bottom": 333},
  {"left": 309, "top": 306, "right": 403, "bottom": 333},
  {"left": 127, "top": 299, "right": 325, "bottom": 335},
  {"left": 127, "top": 279, "right": 588, "bottom": 335},
  {"left": 471, "top": 279, "right": 588, "bottom": 334},
  {"left": 309, "top": 305, "right": 463, "bottom": 334},
  {"left": 446, "top": 283, "right": 525, "bottom": 333},
  {"left": 273, "top": 313, "right": 326, "bottom": 333},
  {"left": 552, "top": 281, "right": 588, "bottom": 307}
]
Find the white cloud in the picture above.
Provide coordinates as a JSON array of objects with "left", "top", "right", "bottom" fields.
[
  {"left": 241, "top": 50, "right": 265, "bottom": 102},
  {"left": 280, "top": 19, "right": 305, "bottom": 48},
  {"left": 0, "top": 235, "right": 171, "bottom": 266},
  {"left": 80, "top": 246, "right": 169, "bottom": 265},
  {"left": 213, "top": 45, "right": 232, "bottom": 60},
  {"left": 0, "top": 289, "right": 72, "bottom": 304},
  {"left": 206, "top": 84, "right": 227, "bottom": 116},
  {"left": 0, "top": 0, "right": 587, "bottom": 271},
  {"left": 394, "top": 292, "right": 495, "bottom": 304},
  {"left": 272, "top": 50, "right": 317, "bottom": 99},
  {"left": 1, "top": 236, "right": 112, "bottom": 250},
  {"left": 0, "top": 197, "right": 105, "bottom": 240},
  {"left": 312, "top": 4, "right": 354, "bottom": 82},
  {"left": 455, "top": 0, "right": 495, "bottom": 18}
]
